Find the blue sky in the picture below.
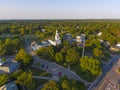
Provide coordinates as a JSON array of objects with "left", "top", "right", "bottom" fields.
[{"left": 0, "top": 0, "right": 120, "bottom": 19}]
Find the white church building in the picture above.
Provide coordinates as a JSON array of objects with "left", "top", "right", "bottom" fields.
[{"left": 31, "top": 30, "right": 61, "bottom": 51}]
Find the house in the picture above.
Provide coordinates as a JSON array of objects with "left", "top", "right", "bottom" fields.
[
  {"left": 64, "top": 33, "right": 72, "bottom": 40},
  {"left": 116, "top": 43, "right": 120, "bottom": 48},
  {"left": 97, "top": 32, "right": 102, "bottom": 36},
  {"left": 0, "top": 81, "right": 18, "bottom": 90},
  {"left": 76, "top": 34, "right": 85, "bottom": 43},
  {"left": 31, "top": 41, "right": 42, "bottom": 51},
  {"left": 41, "top": 29, "right": 46, "bottom": 32},
  {"left": 110, "top": 46, "right": 120, "bottom": 52},
  {"left": 0, "top": 60, "right": 19, "bottom": 74}
]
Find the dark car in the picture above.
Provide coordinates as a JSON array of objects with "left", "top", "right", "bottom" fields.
[
  {"left": 45, "top": 65, "right": 48, "bottom": 69},
  {"left": 41, "top": 64, "right": 45, "bottom": 68},
  {"left": 87, "top": 84, "right": 91, "bottom": 88},
  {"left": 58, "top": 72, "right": 62, "bottom": 76}
]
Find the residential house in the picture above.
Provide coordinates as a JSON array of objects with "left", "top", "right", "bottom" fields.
[
  {"left": 0, "top": 81, "right": 18, "bottom": 90},
  {"left": 0, "top": 60, "right": 19, "bottom": 74},
  {"left": 116, "top": 43, "right": 120, "bottom": 48},
  {"left": 76, "top": 34, "right": 85, "bottom": 43},
  {"left": 97, "top": 32, "right": 102, "bottom": 36},
  {"left": 110, "top": 46, "right": 120, "bottom": 52}
]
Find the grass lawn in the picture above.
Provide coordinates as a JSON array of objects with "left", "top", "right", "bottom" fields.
[
  {"left": 33, "top": 78, "right": 48, "bottom": 89},
  {"left": 28, "top": 66, "right": 52, "bottom": 77},
  {"left": 71, "top": 64, "right": 97, "bottom": 82}
]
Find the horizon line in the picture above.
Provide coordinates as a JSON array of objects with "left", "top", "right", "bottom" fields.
[{"left": 0, "top": 18, "right": 120, "bottom": 21}]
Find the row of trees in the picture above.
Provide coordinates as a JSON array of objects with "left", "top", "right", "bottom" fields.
[
  {"left": 0, "top": 48, "right": 34, "bottom": 89},
  {"left": 0, "top": 20, "right": 120, "bottom": 45},
  {"left": 42, "top": 76, "right": 86, "bottom": 90},
  {"left": 36, "top": 45, "right": 80, "bottom": 67},
  {"left": 36, "top": 42, "right": 102, "bottom": 77},
  {"left": 0, "top": 70, "right": 35, "bottom": 90},
  {"left": 0, "top": 37, "right": 24, "bottom": 55},
  {"left": 0, "top": 73, "right": 86, "bottom": 90}
]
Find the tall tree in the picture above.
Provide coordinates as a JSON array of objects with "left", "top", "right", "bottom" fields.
[
  {"left": 55, "top": 52, "right": 64, "bottom": 63},
  {"left": 16, "top": 49, "right": 34, "bottom": 66},
  {"left": 16, "top": 71, "right": 35, "bottom": 90},
  {"left": 41, "top": 80, "right": 59, "bottom": 90},
  {"left": 80, "top": 56, "right": 102, "bottom": 76},
  {"left": 66, "top": 47, "right": 79, "bottom": 66},
  {"left": 0, "top": 74, "right": 8, "bottom": 87}
]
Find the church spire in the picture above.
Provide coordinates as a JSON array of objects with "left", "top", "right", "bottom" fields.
[
  {"left": 55, "top": 30, "right": 60, "bottom": 41},
  {"left": 55, "top": 30, "right": 61, "bottom": 44}
]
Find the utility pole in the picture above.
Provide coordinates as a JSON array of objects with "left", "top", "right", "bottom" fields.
[
  {"left": 82, "top": 34, "right": 85, "bottom": 59},
  {"left": 82, "top": 42, "right": 85, "bottom": 59}
]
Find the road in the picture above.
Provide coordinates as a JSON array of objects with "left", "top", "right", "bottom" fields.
[
  {"left": 88, "top": 55, "right": 120, "bottom": 90},
  {"left": 33, "top": 56, "right": 89, "bottom": 85},
  {"left": 24, "top": 38, "right": 89, "bottom": 85}
]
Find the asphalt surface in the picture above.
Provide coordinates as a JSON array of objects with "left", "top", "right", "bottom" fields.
[{"left": 33, "top": 56, "right": 89, "bottom": 85}]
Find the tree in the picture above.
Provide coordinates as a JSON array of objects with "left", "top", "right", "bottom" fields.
[
  {"left": 55, "top": 52, "right": 64, "bottom": 63},
  {"left": 2, "top": 57, "right": 6, "bottom": 62},
  {"left": 66, "top": 47, "right": 79, "bottom": 65},
  {"left": 61, "top": 79, "right": 70, "bottom": 90},
  {"left": 41, "top": 80, "right": 59, "bottom": 90},
  {"left": 5, "top": 38, "right": 14, "bottom": 55},
  {"left": 63, "top": 40, "right": 69, "bottom": 46},
  {"left": 0, "top": 74, "right": 8, "bottom": 87},
  {"left": 0, "top": 44, "right": 7, "bottom": 55},
  {"left": 80, "top": 56, "right": 102, "bottom": 76},
  {"left": 36, "top": 47, "right": 49, "bottom": 59},
  {"left": 12, "top": 39, "right": 21, "bottom": 50},
  {"left": 16, "top": 49, "right": 34, "bottom": 66},
  {"left": 20, "top": 27, "right": 25, "bottom": 36},
  {"left": 47, "top": 46, "right": 55, "bottom": 60},
  {"left": 16, "top": 71, "right": 35, "bottom": 90},
  {"left": 58, "top": 76, "right": 86, "bottom": 90},
  {"left": 93, "top": 47, "right": 102, "bottom": 57}
]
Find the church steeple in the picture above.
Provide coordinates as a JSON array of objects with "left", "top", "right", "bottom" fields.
[
  {"left": 55, "top": 30, "right": 61, "bottom": 44},
  {"left": 55, "top": 30, "right": 60, "bottom": 41}
]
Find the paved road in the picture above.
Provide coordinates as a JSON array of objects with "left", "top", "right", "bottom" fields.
[
  {"left": 33, "top": 56, "right": 89, "bottom": 85},
  {"left": 88, "top": 55, "right": 120, "bottom": 90}
]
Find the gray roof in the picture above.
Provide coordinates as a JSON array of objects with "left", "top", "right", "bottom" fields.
[{"left": 0, "top": 81, "right": 18, "bottom": 90}]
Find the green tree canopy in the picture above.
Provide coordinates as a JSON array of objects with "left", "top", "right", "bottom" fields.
[
  {"left": 93, "top": 47, "right": 103, "bottom": 57},
  {"left": 41, "top": 80, "right": 59, "bottom": 90},
  {"left": 66, "top": 47, "right": 80, "bottom": 65},
  {"left": 15, "top": 49, "right": 34, "bottom": 66},
  {"left": 16, "top": 71, "right": 35, "bottom": 90},
  {"left": 55, "top": 52, "right": 64, "bottom": 63},
  {"left": 80, "top": 56, "right": 102, "bottom": 76},
  {"left": 0, "top": 74, "right": 8, "bottom": 87}
]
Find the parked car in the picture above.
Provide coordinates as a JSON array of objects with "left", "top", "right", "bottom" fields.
[
  {"left": 45, "top": 65, "right": 48, "bottom": 69},
  {"left": 41, "top": 64, "right": 45, "bottom": 68},
  {"left": 57, "top": 72, "right": 62, "bottom": 76}
]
